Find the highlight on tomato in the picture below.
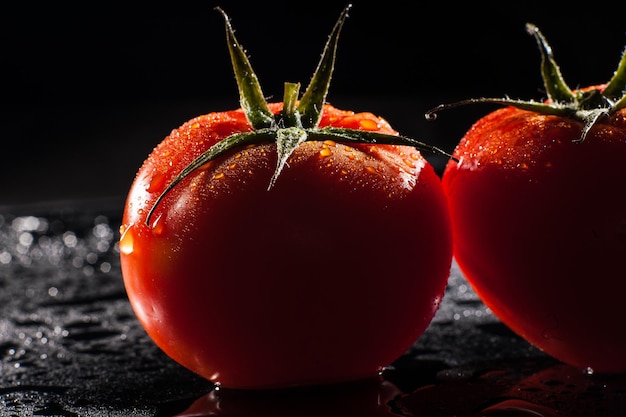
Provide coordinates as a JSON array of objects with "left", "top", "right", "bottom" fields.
[
  {"left": 119, "top": 5, "right": 453, "bottom": 389},
  {"left": 428, "top": 23, "right": 626, "bottom": 374}
]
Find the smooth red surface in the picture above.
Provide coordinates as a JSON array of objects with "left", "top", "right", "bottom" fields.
[
  {"left": 120, "top": 103, "right": 453, "bottom": 389},
  {"left": 442, "top": 105, "right": 626, "bottom": 373}
]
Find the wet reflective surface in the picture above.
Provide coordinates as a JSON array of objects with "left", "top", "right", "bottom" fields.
[{"left": 1, "top": 199, "right": 625, "bottom": 416}]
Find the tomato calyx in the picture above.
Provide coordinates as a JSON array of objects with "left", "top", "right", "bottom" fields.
[
  {"left": 146, "top": 5, "right": 451, "bottom": 225},
  {"left": 426, "top": 23, "right": 626, "bottom": 142}
]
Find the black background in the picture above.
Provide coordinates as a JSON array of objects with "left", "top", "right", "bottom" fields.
[{"left": 3, "top": 1, "right": 625, "bottom": 206}]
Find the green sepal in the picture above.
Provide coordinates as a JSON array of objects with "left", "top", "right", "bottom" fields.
[
  {"left": 426, "top": 24, "right": 626, "bottom": 143},
  {"left": 526, "top": 23, "right": 575, "bottom": 104},
  {"left": 216, "top": 7, "right": 274, "bottom": 130},
  {"left": 297, "top": 4, "right": 351, "bottom": 129},
  {"left": 603, "top": 47, "right": 626, "bottom": 100},
  {"left": 272, "top": 127, "right": 309, "bottom": 189}
]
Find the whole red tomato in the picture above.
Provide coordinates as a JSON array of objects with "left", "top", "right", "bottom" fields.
[
  {"left": 120, "top": 6, "right": 452, "bottom": 389},
  {"left": 432, "top": 24, "right": 626, "bottom": 373}
]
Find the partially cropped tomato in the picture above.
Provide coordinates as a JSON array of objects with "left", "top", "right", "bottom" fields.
[
  {"left": 120, "top": 6, "right": 452, "bottom": 389},
  {"left": 432, "top": 24, "right": 626, "bottom": 373}
]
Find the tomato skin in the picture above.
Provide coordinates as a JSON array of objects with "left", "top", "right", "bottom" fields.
[
  {"left": 120, "top": 103, "right": 453, "bottom": 389},
  {"left": 443, "top": 105, "right": 626, "bottom": 373}
]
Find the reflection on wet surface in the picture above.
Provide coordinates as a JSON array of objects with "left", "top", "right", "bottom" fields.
[{"left": 0, "top": 202, "right": 624, "bottom": 416}]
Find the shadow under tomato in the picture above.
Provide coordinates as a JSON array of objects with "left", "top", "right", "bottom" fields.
[{"left": 172, "top": 376, "right": 404, "bottom": 417}]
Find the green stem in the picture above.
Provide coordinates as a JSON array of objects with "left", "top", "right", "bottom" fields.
[{"left": 282, "top": 82, "right": 302, "bottom": 128}]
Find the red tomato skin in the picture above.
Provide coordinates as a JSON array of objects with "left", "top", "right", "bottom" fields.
[
  {"left": 443, "top": 106, "right": 626, "bottom": 373},
  {"left": 120, "top": 103, "right": 453, "bottom": 389}
]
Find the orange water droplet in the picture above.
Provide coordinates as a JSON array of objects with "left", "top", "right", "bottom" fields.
[
  {"left": 319, "top": 147, "right": 332, "bottom": 157},
  {"left": 323, "top": 140, "right": 336, "bottom": 146},
  {"left": 198, "top": 161, "right": 214, "bottom": 171},
  {"left": 119, "top": 224, "right": 135, "bottom": 255},
  {"left": 359, "top": 119, "right": 378, "bottom": 130},
  {"left": 191, "top": 122, "right": 200, "bottom": 129},
  {"left": 365, "top": 166, "right": 378, "bottom": 175},
  {"left": 150, "top": 214, "right": 165, "bottom": 236},
  {"left": 147, "top": 172, "right": 167, "bottom": 193}
]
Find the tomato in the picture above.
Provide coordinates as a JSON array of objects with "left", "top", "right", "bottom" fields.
[
  {"left": 432, "top": 24, "right": 626, "bottom": 373},
  {"left": 120, "top": 6, "right": 452, "bottom": 389}
]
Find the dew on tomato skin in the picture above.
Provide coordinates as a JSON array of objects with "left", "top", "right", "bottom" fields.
[
  {"left": 119, "top": 224, "right": 134, "bottom": 255},
  {"left": 150, "top": 214, "right": 165, "bottom": 236},
  {"left": 365, "top": 166, "right": 379, "bottom": 176},
  {"left": 359, "top": 119, "right": 379, "bottom": 130},
  {"left": 402, "top": 158, "right": 416, "bottom": 169},
  {"left": 319, "top": 147, "right": 333, "bottom": 157},
  {"left": 146, "top": 172, "right": 168, "bottom": 193}
]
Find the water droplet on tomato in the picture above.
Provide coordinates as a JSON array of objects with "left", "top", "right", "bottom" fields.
[
  {"left": 359, "top": 119, "right": 378, "bottom": 130},
  {"left": 365, "top": 166, "right": 378, "bottom": 175},
  {"left": 151, "top": 214, "right": 165, "bottom": 236},
  {"left": 319, "top": 147, "right": 332, "bottom": 157},
  {"left": 147, "top": 172, "right": 167, "bottom": 193},
  {"left": 119, "top": 224, "right": 134, "bottom": 255}
]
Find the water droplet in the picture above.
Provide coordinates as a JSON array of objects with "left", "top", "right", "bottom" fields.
[
  {"left": 319, "top": 147, "right": 332, "bottom": 157},
  {"left": 365, "top": 166, "right": 379, "bottom": 176},
  {"left": 359, "top": 119, "right": 378, "bottom": 130},
  {"left": 147, "top": 172, "right": 167, "bottom": 193},
  {"left": 151, "top": 214, "right": 165, "bottom": 236},
  {"left": 119, "top": 224, "right": 135, "bottom": 255}
]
